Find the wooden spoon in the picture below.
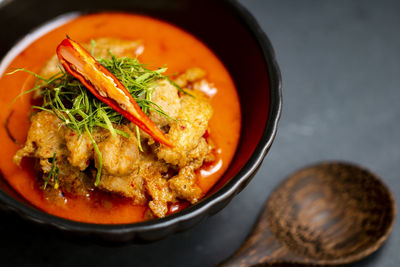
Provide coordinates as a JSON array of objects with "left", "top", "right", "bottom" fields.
[{"left": 220, "top": 162, "right": 396, "bottom": 266}]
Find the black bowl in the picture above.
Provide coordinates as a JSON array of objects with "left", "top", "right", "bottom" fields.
[{"left": 0, "top": 0, "right": 282, "bottom": 243}]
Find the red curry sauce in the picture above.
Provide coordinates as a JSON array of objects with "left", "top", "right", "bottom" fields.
[{"left": 0, "top": 13, "right": 241, "bottom": 224}]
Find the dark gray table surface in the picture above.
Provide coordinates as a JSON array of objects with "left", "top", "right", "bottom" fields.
[{"left": 1, "top": 0, "right": 399, "bottom": 266}]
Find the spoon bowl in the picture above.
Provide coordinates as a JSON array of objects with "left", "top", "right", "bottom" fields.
[{"left": 221, "top": 162, "right": 396, "bottom": 266}]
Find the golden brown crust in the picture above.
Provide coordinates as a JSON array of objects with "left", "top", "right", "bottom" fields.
[
  {"left": 64, "top": 129, "right": 93, "bottom": 171},
  {"left": 96, "top": 126, "right": 139, "bottom": 176},
  {"left": 168, "top": 166, "right": 202, "bottom": 204},
  {"left": 156, "top": 90, "right": 213, "bottom": 168},
  {"left": 13, "top": 111, "right": 66, "bottom": 166}
]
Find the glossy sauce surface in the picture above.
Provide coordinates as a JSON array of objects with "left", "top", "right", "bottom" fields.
[{"left": 0, "top": 13, "right": 241, "bottom": 224}]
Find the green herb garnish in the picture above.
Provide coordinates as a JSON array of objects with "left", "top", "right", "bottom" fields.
[
  {"left": 44, "top": 151, "right": 59, "bottom": 189},
  {"left": 9, "top": 52, "right": 185, "bottom": 186}
]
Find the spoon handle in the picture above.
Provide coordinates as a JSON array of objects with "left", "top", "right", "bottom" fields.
[{"left": 218, "top": 201, "right": 301, "bottom": 266}]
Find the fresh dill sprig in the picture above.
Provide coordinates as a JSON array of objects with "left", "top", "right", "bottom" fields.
[{"left": 10, "top": 52, "right": 183, "bottom": 186}]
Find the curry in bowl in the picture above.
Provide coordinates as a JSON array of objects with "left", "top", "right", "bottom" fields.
[{"left": 0, "top": 13, "right": 241, "bottom": 224}]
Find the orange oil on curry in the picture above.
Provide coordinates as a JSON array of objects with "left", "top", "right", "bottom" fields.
[{"left": 0, "top": 13, "right": 241, "bottom": 224}]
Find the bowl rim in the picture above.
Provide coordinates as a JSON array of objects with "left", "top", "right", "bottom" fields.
[{"left": 0, "top": 0, "right": 282, "bottom": 238}]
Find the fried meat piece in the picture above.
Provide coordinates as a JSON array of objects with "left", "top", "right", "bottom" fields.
[
  {"left": 156, "top": 90, "right": 213, "bottom": 168},
  {"left": 13, "top": 111, "right": 66, "bottom": 165}
]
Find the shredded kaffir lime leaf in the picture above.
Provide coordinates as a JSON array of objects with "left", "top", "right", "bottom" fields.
[
  {"left": 43, "top": 151, "right": 59, "bottom": 189},
  {"left": 8, "top": 52, "right": 185, "bottom": 186}
]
